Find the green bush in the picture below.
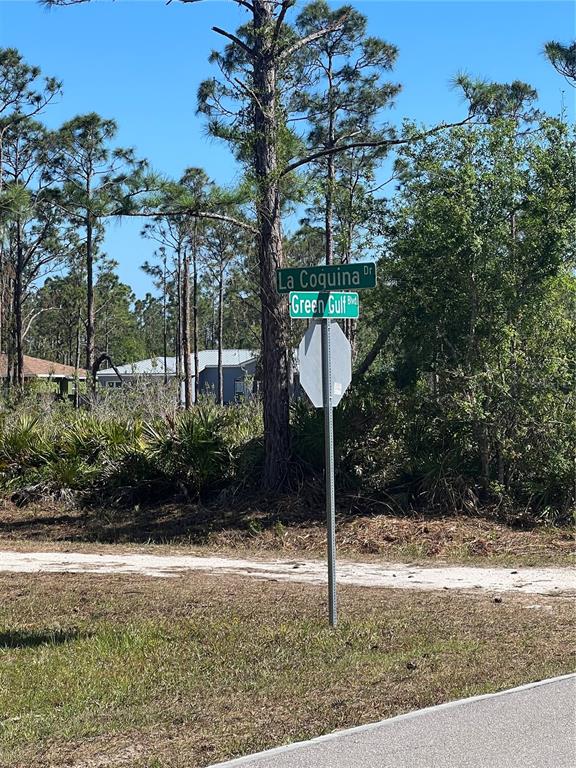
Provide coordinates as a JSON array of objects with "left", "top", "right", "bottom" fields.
[
  {"left": 145, "top": 406, "right": 232, "bottom": 497},
  {"left": 0, "top": 400, "right": 265, "bottom": 505}
]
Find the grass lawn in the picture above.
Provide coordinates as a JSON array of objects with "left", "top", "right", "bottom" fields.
[{"left": 0, "top": 571, "right": 574, "bottom": 768}]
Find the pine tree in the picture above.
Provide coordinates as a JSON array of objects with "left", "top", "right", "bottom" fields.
[
  {"left": 1, "top": 119, "right": 71, "bottom": 389},
  {"left": 52, "top": 113, "right": 147, "bottom": 390},
  {"left": 0, "top": 48, "right": 61, "bottom": 374},
  {"left": 293, "top": 0, "right": 399, "bottom": 266},
  {"left": 545, "top": 40, "right": 576, "bottom": 85}
]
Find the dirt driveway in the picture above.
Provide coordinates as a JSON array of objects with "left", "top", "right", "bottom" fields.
[{"left": 1, "top": 549, "right": 574, "bottom": 595}]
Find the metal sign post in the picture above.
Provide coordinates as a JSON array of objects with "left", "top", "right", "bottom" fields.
[
  {"left": 321, "top": 318, "right": 337, "bottom": 627},
  {"left": 279, "top": 260, "right": 376, "bottom": 628},
  {"left": 297, "top": 318, "right": 352, "bottom": 628}
]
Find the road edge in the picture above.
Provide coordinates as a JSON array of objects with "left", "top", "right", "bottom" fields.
[{"left": 206, "top": 673, "right": 576, "bottom": 768}]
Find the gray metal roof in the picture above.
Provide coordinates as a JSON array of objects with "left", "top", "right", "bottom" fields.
[{"left": 97, "top": 350, "right": 257, "bottom": 377}]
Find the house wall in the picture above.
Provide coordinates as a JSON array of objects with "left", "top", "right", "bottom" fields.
[
  {"left": 97, "top": 374, "right": 125, "bottom": 388},
  {"left": 199, "top": 361, "right": 256, "bottom": 403},
  {"left": 98, "top": 361, "right": 257, "bottom": 404}
]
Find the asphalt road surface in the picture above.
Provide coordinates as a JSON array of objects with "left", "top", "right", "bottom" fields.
[{"left": 209, "top": 675, "right": 576, "bottom": 768}]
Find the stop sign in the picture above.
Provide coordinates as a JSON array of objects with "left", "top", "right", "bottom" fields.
[{"left": 298, "top": 320, "right": 352, "bottom": 408}]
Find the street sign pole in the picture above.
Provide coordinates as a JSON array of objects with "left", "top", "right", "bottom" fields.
[
  {"left": 282, "top": 261, "right": 376, "bottom": 628},
  {"left": 321, "top": 318, "right": 337, "bottom": 627}
]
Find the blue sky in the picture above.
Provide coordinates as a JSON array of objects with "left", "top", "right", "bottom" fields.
[{"left": 1, "top": 0, "right": 574, "bottom": 298}]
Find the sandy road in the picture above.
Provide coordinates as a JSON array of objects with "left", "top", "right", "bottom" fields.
[{"left": 0, "top": 549, "right": 574, "bottom": 595}]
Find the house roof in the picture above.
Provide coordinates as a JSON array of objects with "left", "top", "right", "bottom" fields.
[
  {"left": 96, "top": 350, "right": 257, "bottom": 378},
  {"left": 0, "top": 353, "right": 87, "bottom": 379},
  {"left": 98, "top": 357, "right": 179, "bottom": 376}
]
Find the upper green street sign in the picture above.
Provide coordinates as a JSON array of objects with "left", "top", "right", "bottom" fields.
[
  {"left": 289, "top": 291, "right": 359, "bottom": 319},
  {"left": 277, "top": 262, "right": 376, "bottom": 293}
]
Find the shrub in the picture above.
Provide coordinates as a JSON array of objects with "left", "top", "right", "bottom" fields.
[{"left": 0, "top": 399, "right": 265, "bottom": 505}]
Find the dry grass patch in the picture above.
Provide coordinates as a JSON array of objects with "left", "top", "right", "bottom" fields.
[
  {"left": 0, "top": 571, "right": 574, "bottom": 768},
  {"left": 0, "top": 497, "right": 573, "bottom": 567},
  {"left": 207, "top": 511, "right": 575, "bottom": 566}
]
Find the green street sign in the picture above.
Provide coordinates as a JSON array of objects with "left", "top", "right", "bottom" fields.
[
  {"left": 277, "top": 262, "right": 376, "bottom": 293},
  {"left": 289, "top": 291, "right": 359, "bottom": 319}
]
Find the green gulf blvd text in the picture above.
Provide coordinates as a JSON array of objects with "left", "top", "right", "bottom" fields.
[{"left": 289, "top": 291, "right": 360, "bottom": 319}]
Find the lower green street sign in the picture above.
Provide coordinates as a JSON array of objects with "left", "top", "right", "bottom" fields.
[{"left": 289, "top": 291, "right": 359, "bottom": 319}]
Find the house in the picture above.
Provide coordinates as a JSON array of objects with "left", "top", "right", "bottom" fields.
[
  {"left": 96, "top": 349, "right": 258, "bottom": 404},
  {"left": 0, "top": 353, "right": 87, "bottom": 398}
]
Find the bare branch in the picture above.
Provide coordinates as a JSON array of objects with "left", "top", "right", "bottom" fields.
[
  {"left": 353, "top": 309, "right": 401, "bottom": 383},
  {"left": 172, "top": 210, "right": 258, "bottom": 234},
  {"left": 22, "top": 307, "right": 58, "bottom": 341},
  {"left": 278, "top": 14, "right": 348, "bottom": 61},
  {"left": 177, "top": 0, "right": 254, "bottom": 10},
  {"left": 109, "top": 206, "right": 258, "bottom": 234},
  {"left": 234, "top": 77, "right": 266, "bottom": 114},
  {"left": 212, "top": 27, "right": 255, "bottom": 59},
  {"left": 272, "top": 0, "right": 294, "bottom": 51},
  {"left": 231, "top": 0, "right": 255, "bottom": 12}
]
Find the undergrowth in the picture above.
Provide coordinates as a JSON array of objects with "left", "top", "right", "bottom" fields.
[{"left": 0, "top": 383, "right": 573, "bottom": 526}]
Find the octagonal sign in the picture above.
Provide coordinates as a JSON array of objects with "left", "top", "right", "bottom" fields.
[{"left": 298, "top": 320, "right": 352, "bottom": 408}]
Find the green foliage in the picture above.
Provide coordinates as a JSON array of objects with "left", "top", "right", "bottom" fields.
[
  {"left": 454, "top": 74, "right": 540, "bottom": 122},
  {"left": 290, "top": 1, "right": 399, "bottom": 265},
  {"left": 2, "top": 31, "right": 574, "bottom": 523},
  {"left": 26, "top": 264, "right": 147, "bottom": 367},
  {"left": 0, "top": 414, "right": 52, "bottom": 479},
  {"left": 290, "top": 398, "right": 375, "bottom": 491},
  {"left": 0, "top": 399, "right": 265, "bottom": 505},
  {"left": 544, "top": 40, "right": 576, "bottom": 84},
  {"left": 144, "top": 406, "right": 232, "bottom": 497},
  {"left": 94, "top": 265, "right": 147, "bottom": 364},
  {"left": 352, "top": 117, "right": 576, "bottom": 523}
]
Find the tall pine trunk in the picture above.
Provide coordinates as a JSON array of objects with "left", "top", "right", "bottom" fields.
[
  {"left": 252, "top": 0, "right": 290, "bottom": 491},
  {"left": 217, "top": 271, "right": 223, "bottom": 405},
  {"left": 325, "top": 59, "right": 335, "bottom": 266},
  {"left": 176, "top": 248, "right": 182, "bottom": 381},
  {"left": 4, "top": 271, "right": 14, "bottom": 393},
  {"left": 0, "top": 133, "right": 5, "bottom": 360},
  {"left": 325, "top": 151, "right": 335, "bottom": 266},
  {"left": 0, "top": 252, "right": 5, "bottom": 357},
  {"left": 182, "top": 247, "right": 192, "bottom": 409},
  {"left": 343, "top": 203, "right": 357, "bottom": 354},
  {"left": 14, "top": 220, "right": 24, "bottom": 391},
  {"left": 74, "top": 310, "right": 81, "bottom": 409},
  {"left": 85, "top": 209, "right": 96, "bottom": 394},
  {"left": 162, "top": 255, "right": 168, "bottom": 385},
  {"left": 192, "top": 222, "right": 200, "bottom": 404}
]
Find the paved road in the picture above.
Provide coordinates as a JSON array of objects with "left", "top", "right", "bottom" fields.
[
  {"left": 209, "top": 675, "right": 576, "bottom": 768},
  {"left": 1, "top": 550, "right": 574, "bottom": 595}
]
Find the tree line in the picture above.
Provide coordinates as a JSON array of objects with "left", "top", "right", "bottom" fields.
[
  {"left": 0, "top": 51, "right": 258, "bottom": 406},
  {"left": 2, "top": 0, "right": 575, "bottom": 501}
]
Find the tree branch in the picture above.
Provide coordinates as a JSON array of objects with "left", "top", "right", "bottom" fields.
[
  {"left": 212, "top": 26, "right": 255, "bottom": 59},
  {"left": 181, "top": 210, "right": 258, "bottom": 234},
  {"left": 282, "top": 117, "right": 474, "bottom": 176},
  {"left": 278, "top": 14, "right": 348, "bottom": 61},
  {"left": 272, "top": 0, "right": 294, "bottom": 51},
  {"left": 109, "top": 206, "right": 258, "bottom": 234},
  {"left": 230, "top": 0, "right": 254, "bottom": 12},
  {"left": 22, "top": 307, "right": 58, "bottom": 340},
  {"left": 234, "top": 77, "right": 266, "bottom": 114},
  {"left": 353, "top": 309, "right": 401, "bottom": 383},
  {"left": 178, "top": 0, "right": 255, "bottom": 10}
]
